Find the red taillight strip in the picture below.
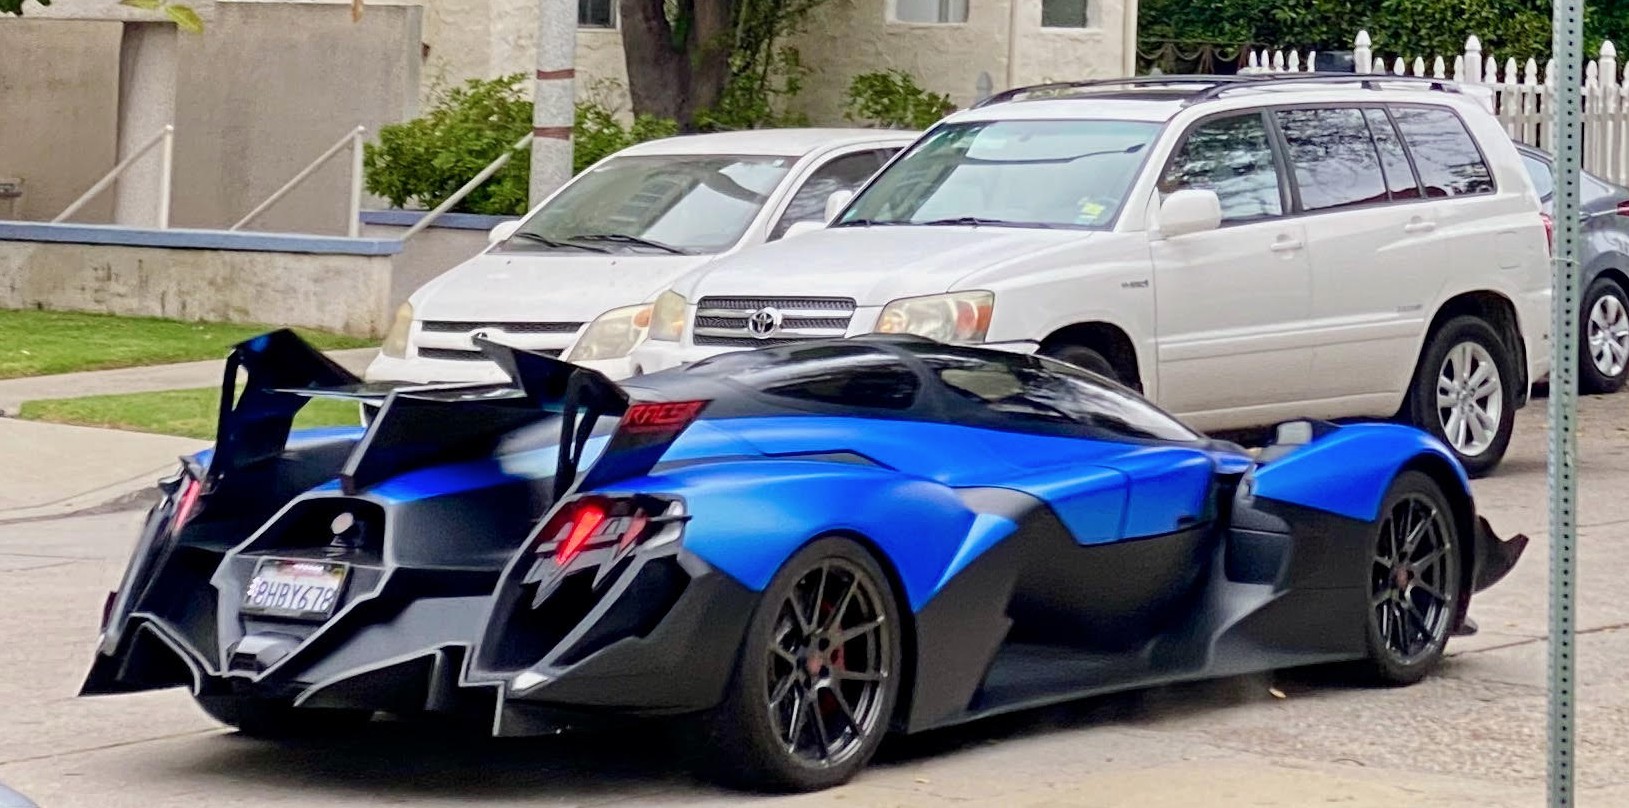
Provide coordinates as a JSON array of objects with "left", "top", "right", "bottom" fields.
[
  {"left": 169, "top": 477, "right": 203, "bottom": 536},
  {"left": 554, "top": 503, "right": 607, "bottom": 567}
]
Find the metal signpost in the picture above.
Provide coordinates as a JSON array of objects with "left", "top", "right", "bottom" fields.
[{"left": 1549, "top": 0, "right": 1583, "bottom": 801}]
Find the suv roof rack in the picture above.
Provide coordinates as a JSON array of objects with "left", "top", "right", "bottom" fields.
[
  {"left": 973, "top": 72, "right": 1461, "bottom": 110},
  {"left": 972, "top": 76, "right": 1251, "bottom": 108},
  {"left": 1183, "top": 72, "right": 1462, "bottom": 104}
]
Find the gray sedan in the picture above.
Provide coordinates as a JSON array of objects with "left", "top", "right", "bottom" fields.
[{"left": 1518, "top": 145, "right": 1629, "bottom": 393}]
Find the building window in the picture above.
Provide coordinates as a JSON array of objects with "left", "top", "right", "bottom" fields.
[
  {"left": 1041, "top": 0, "right": 1090, "bottom": 27},
  {"left": 579, "top": 0, "right": 616, "bottom": 28},
  {"left": 893, "top": 0, "right": 968, "bottom": 24}
]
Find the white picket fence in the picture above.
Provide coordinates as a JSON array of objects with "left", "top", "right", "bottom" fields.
[{"left": 1242, "top": 31, "right": 1629, "bottom": 186}]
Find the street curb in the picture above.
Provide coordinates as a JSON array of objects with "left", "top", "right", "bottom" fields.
[{"left": 0, "top": 462, "right": 168, "bottom": 526}]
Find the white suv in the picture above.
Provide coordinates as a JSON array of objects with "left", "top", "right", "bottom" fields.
[{"left": 630, "top": 75, "right": 1552, "bottom": 475}]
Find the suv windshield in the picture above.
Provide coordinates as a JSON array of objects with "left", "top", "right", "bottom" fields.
[
  {"left": 498, "top": 154, "right": 795, "bottom": 255},
  {"left": 835, "top": 119, "right": 1161, "bottom": 229}
]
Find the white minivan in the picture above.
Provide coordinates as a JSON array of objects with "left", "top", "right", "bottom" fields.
[
  {"left": 629, "top": 75, "right": 1553, "bottom": 475},
  {"left": 364, "top": 129, "right": 916, "bottom": 384}
]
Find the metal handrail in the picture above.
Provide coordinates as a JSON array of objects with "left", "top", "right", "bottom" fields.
[
  {"left": 399, "top": 132, "right": 534, "bottom": 241},
  {"left": 54, "top": 124, "right": 174, "bottom": 227},
  {"left": 232, "top": 126, "right": 366, "bottom": 236}
]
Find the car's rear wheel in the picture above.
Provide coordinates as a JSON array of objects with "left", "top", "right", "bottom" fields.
[
  {"left": 1406, "top": 316, "right": 1516, "bottom": 477},
  {"left": 194, "top": 695, "right": 370, "bottom": 739},
  {"left": 1358, "top": 471, "right": 1463, "bottom": 686},
  {"left": 693, "top": 536, "right": 903, "bottom": 792},
  {"left": 1581, "top": 275, "right": 1629, "bottom": 394}
]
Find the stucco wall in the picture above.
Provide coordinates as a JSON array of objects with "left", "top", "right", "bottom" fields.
[
  {"left": 168, "top": 2, "right": 423, "bottom": 234},
  {"left": 440, "top": 0, "right": 1125, "bottom": 127},
  {"left": 0, "top": 239, "right": 395, "bottom": 337},
  {"left": 0, "top": 19, "right": 123, "bottom": 222},
  {"left": 421, "top": 0, "right": 631, "bottom": 113}
]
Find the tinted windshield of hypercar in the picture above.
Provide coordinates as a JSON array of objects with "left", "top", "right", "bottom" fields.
[
  {"left": 835, "top": 119, "right": 1161, "bottom": 229},
  {"left": 498, "top": 154, "right": 795, "bottom": 255}
]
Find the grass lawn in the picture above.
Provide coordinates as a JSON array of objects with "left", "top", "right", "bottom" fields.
[
  {"left": 18, "top": 386, "right": 362, "bottom": 440},
  {"left": 0, "top": 309, "right": 374, "bottom": 380}
]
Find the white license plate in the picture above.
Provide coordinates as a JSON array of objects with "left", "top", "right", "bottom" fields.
[{"left": 242, "top": 559, "right": 349, "bottom": 620}]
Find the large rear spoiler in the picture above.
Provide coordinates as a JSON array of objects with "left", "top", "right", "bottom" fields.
[{"left": 205, "top": 330, "right": 632, "bottom": 497}]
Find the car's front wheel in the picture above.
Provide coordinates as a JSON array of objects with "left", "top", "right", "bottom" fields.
[
  {"left": 693, "top": 536, "right": 903, "bottom": 792},
  {"left": 1406, "top": 316, "right": 1516, "bottom": 477},
  {"left": 1581, "top": 275, "right": 1629, "bottom": 394},
  {"left": 1358, "top": 471, "right": 1463, "bottom": 686}
]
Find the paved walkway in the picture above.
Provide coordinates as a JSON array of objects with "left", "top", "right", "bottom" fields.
[
  {"left": 0, "top": 348, "right": 378, "bottom": 416},
  {"left": 0, "top": 349, "right": 376, "bottom": 519}
]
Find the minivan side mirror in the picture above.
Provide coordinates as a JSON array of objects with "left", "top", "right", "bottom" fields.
[
  {"left": 1156, "top": 190, "right": 1222, "bottom": 239},
  {"left": 783, "top": 220, "right": 826, "bottom": 239},
  {"left": 824, "top": 189, "right": 855, "bottom": 223},
  {"left": 488, "top": 220, "right": 522, "bottom": 244}
]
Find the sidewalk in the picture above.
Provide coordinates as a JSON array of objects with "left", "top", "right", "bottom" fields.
[
  {"left": 0, "top": 348, "right": 377, "bottom": 416},
  {"left": 0, "top": 348, "right": 376, "bottom": 519}
]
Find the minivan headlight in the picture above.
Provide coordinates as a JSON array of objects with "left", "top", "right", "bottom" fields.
[
  {"left": 875, "top": 291, "right": 994, "bottom": 343},
  {"left": 382, "top": 302, "right": 414, "bottom": 358},
  {"left": 649, "top": 291, "right": 688, "bottom": 342},
  {"left": 565, "top": 304, "right": 653, "bottom": 362}
]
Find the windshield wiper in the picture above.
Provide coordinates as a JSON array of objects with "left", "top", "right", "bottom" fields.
[
  {"left": 831, "top": 218, "right": 911, "bottom": 228},
  {"left": 564, "top": 233, "right": 691, "bottom": 255},
  {"left": 918, "top": 216, "right": 1057, "bottom": 229},
  {"left": 508, "top": 232, "right": 611, "bottom": 252}
]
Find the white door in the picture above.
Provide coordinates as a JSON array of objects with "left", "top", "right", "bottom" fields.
[
  {"left": 1274, "top": 106, "right": 1451, "bottom": 406},
  {"left": 1152, "top": 110, "right": 1315, "bottom": 425}
]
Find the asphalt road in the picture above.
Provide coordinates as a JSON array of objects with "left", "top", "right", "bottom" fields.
[{"left": 4, "top": 396, "right": 1629, "bottom": 806}]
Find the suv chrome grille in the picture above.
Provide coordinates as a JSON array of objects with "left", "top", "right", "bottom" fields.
[{"left": 693, "top": 296, "right": 856, "bottom": 346}]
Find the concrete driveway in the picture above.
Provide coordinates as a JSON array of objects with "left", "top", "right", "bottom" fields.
[{"left": 2, "top": 396, "right": 1628, "bottom": 806}]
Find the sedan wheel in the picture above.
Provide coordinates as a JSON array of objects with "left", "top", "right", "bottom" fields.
[{"left": 1581, "top": 276, "right": 1629, "bottom": 394}]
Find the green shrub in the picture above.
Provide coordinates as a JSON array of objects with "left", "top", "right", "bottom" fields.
[
  {"left": 843, "top": 70, "right": 955, "bottom": 131},
  {"left": 364, "top": 75, "right": 680, "bottom": 216}
]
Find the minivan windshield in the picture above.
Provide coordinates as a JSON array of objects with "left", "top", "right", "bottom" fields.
[
  {"left": 835, "top": 119, "right": 1161, "bottom": 230},
  {"left": 498, "top": 153, "right": 795, "bottom": 255}
]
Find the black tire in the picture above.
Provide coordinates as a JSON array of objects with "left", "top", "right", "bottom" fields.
[
  {"left": 1041, "top": 344, "right": 1124, "bottom": 386},
  {"left": 1357, "top": 471, "right": 1463, "bottom": 686},
  {"left": 692, "top": 536, "right": 904, "bottom": 793},
  {"left": 194, "top": 695, "right": 371, "bottom": 739},
  {"left": 1580, "top": 275, "right": 1629, "bottom": 395},
  {"left": 1406, "top": 316, "right": 1516, "bottom": 478}
]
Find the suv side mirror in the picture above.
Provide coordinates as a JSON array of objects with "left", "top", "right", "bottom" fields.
[
  {"left": 1156, "top": 190, "right": 1222, "bottom": 239},
  {"left": 824, "top": 189, "right": 855, "bottom": 223},
  {"left": 488, "top": 220, "right": 521, "bottom": 244}
]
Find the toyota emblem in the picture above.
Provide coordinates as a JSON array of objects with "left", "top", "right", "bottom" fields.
[{"left": 746, "top": 307, "right": 783, "bottom": 339}]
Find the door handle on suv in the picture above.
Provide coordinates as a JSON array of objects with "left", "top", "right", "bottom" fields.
[
  {"left": 1404, "top": 219, "right": 1438, "bottom": 234},
  {"left": 1268, "top": 238, "right": 1304, "bottom": 253}
]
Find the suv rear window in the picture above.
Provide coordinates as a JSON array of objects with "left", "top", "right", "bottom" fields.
[
  {"left": 1274, "top": 108, "right": 1389, "bottom": 211},
  {"left": 1390, "top": 106, "right": 1495, "bottom": 197}
]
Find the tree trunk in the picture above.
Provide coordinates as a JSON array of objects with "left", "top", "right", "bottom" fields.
[
  {"left": 620, "top": 0, "right": 737, "bottom": 127},
  {"left": 620, "top": 0, "right": 692, "bottom": 122}
]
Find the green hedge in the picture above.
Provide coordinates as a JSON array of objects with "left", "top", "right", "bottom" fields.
[{"left": 1141, "top": 0, "right": 1629, "bottom": 63}]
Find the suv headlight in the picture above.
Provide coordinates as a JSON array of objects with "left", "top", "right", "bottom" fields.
[
  {"left": 381, "top": 302, "right": 414, "bottom": 358},
  {"left": 564, "top": 304, "right": 652, "bottom": 362},
  {"left": 875, "top": 291, "right": 993, "bottom": 343},
  {"left": 648, "top": 291, "right": 688, "bottom": 342}
]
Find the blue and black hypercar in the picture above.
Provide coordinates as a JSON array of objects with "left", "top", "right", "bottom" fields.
[{"left": 82, "top": 330, "right": 1527, "bottom": 792}]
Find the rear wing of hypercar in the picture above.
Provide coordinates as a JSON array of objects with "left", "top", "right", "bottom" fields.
[{"left": 206, "top": 330, "right": 704, "bottom": 498}]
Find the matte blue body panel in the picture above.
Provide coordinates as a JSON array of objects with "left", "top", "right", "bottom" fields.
[
  {"left": 1251, "top": 423, "right": 1470, "bottom": 521},
  {"left": 597, "top": 460, "right": 979, "bottom": 612}
]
